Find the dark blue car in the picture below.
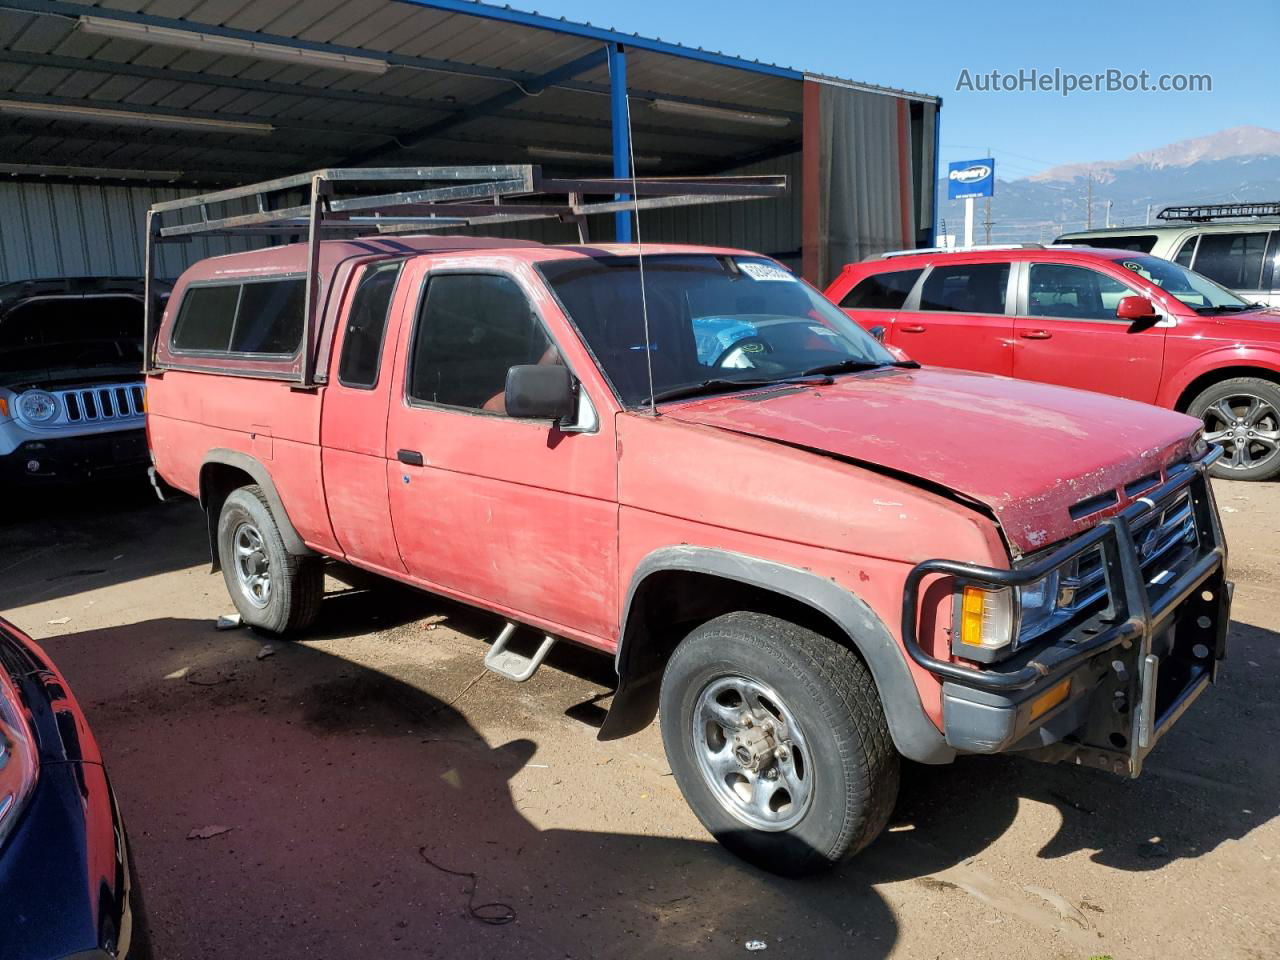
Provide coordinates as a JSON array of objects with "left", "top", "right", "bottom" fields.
[{"left": 0, "top": 617, "right": 150, "bottom": 959}]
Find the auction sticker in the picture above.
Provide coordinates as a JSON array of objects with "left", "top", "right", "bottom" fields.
[{"left": 738, "top": 261, "right": 795, "bottom": 282}]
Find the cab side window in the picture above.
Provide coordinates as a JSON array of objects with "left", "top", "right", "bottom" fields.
[
  {"left": 839, "top": 268, "right": 922, "bottom": 309},
  {"left": 1027, "top": 264, "right": 1134, "bottom": 321},
  {"left": 918, "top": 263, "right": 1009, "bottom": 314},
  {"left": 338, "top": 261, "right": 403, "bottom": 389},
  {"left": 408, "top": 274, "right": 560, "bottom": 413},
  {"left": 1192, "top": 232, "right": 1268, "bottom": 290}
]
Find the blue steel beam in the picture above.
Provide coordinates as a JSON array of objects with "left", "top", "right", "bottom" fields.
[
  {"left": 344, "top": 46, "right": 609, "bottom": 166},
  {"left": 608, "top": 44, "right": 632, "bottom": 243}
]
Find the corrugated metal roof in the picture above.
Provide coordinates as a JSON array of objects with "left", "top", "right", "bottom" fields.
[{"left": 0, "top": 0, "right": 936, "bottom": 188}]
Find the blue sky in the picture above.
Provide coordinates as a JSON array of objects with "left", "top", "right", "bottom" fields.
[{"left": 533, "top": 0, "right": 1277, "bottom": 180}]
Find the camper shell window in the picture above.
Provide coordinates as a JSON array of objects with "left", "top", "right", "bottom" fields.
[{"left": 171, "top": 276, "right": 305, "bottom": 356}]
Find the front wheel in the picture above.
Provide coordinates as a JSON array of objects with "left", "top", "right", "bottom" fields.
[
  {"left": 659, "top": 612, "right": 899, "bottom": 876},
  {"left": 1188, "top": 377, "right": 1280, "bottom": 481}
]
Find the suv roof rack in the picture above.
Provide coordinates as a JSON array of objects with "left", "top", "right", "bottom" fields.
[
  {"left": 878, "top": 243, "right": 1045, "bottom": 259},
  {"left": 1157, "top": 201, "right": 1280, "bottom": 222},
  {"left": 142, "top": 164, "right": 787, "bottom": 386}
]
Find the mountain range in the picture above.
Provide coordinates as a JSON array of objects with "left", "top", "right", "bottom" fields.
[{"left": 937, "top": 126, "right": 1280, "bottom": 244}]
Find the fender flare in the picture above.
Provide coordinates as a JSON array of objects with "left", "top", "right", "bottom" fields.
[
  {"left": 199, "top": 449, "right": 313, "bottom": 558},
  {"left": 598, "top": 545, "right": 954, "bottom": 765},
  {"left": 1156, "top": 348, "right": 1280, "bottom": 409}
]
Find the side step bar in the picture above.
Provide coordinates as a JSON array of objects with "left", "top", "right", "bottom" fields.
[{"left": 484, "top": 622, "right": 557, "bottom": 682}]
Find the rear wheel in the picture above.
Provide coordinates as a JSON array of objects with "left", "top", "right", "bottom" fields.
[
  {"left": 216, "top": 485, "right": 322, "bottom": 634},
  {"left": 1187, "top": 377, "right": 1280, "bottom": 480},
  {"left": 659, "top": 612, "right": 899, "bottom": 876}
]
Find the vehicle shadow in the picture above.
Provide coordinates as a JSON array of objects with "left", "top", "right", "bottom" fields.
[
  {"left": 36, "top": 607, "right": 900, "bottom": 960},
  {"left": 0, "top": 479, "right": 204, "bottom": 611}
]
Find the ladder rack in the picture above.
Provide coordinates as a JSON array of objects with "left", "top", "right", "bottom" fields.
[{"left": 143, "top": 164, "right": 788, "bottom": 386}]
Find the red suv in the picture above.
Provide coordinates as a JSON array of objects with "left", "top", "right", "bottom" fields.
[
  {"left": 827, "top": 245, "right": 1280, "bottom": 480},
  {"left": 146, "top": 172, "right": 1230, "bottom": 876}
]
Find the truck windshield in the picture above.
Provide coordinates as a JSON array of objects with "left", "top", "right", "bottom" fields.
[
  {"left": 538, "top": 254, "right": 898, "bottom": 406},
  {"left": 1114, "top": 255, "right": 1258, "bottom": 314}
]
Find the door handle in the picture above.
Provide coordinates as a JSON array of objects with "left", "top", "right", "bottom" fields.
[
  {"left": 900, "top": 324, "right": 927, "bottom": 333},
  {"left": 396, "top": 449, "right": 424, "bottom": 466},
  {"left": 1020, "top": 329, "right": 1053, "bottom": 340}
]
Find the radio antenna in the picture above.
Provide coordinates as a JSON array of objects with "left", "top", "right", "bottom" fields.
[{"left": 623, "top": 89, "right": 657, "bottom": 417}]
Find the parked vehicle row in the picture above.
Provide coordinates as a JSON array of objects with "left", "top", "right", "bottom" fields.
[
  {"left": 143, "top": 203, "right": 1231, "bottom": 874},
  {"left": 828, "top": 244, "right": 1280, "bottom": 480}
]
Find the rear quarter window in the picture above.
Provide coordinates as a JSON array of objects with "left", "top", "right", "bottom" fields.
[{"left": 839, "top": 268, "right": 922, "bottom": 309}]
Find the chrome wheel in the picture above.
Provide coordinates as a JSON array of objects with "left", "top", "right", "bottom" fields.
[
  {"left": 232, "top": 521, "right": 271, "bottom": 608},
  {"left": 1201, "top": 394, "right": 1280, "bottom": 473},
  {"left": 691, "top": 675, "right": 813, "bottom": 832}
]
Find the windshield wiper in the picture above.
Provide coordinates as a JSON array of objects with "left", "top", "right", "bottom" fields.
[
  {"left": 797, "top": 357, "right": 916, "bottom": 377},
  {"left": 1196, "top": 304, "right": 1259, "bottom": 315},
  {"left": 645, "top": 374, "right": 833, "bottom": 406}
]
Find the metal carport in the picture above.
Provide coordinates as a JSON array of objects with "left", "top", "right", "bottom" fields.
[{"left": 0, "top": 0, "right": 940, "bottom": 285}]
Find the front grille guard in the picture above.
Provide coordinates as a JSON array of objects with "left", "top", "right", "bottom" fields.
[{"left": 901, "top": 448, "right": 1226, "bottom": 693}]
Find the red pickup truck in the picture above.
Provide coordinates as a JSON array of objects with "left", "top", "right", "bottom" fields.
[
  {"left": 826, "top": 245, "right": 1280, "bottom": 480},
  {"left": 147, "top": 220, "right": 1230, "bottom": 876}
]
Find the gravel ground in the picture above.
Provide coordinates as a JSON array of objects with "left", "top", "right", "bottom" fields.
[{"left": 0, "top": 477, "right": 1276, "bottom": 960}]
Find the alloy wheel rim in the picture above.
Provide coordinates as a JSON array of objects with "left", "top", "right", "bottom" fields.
[
  {"left": 691, "top": 675, "right": 813, "bottom": 832},
  {"left": 233, "top": 521, "right": 271, "bottom": 608},
  {"left": 1201, "top": 394, "right": 1280, "bottom": 472}
]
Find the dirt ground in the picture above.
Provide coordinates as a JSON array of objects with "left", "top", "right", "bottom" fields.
[{"left": 0, "top": 477, "right": 1276, "bottom": 960}]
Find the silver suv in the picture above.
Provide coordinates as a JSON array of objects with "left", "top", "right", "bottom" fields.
[
  {"left": 0, "top": 278, "right": 158, "bottom": 483},
  {"left": 1057, "top": 202, "right": 1279, "bottom": 306}
]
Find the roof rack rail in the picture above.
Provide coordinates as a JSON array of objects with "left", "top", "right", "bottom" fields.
[
  {"left": 878, "top": 243, "right": 1044, "bottom": 259},
  {"left": 142, "top": 164, "right": 787, "bottom": 387},
  {"left": 1157, "top": 201, "right": 1280, "bottom": 222}
]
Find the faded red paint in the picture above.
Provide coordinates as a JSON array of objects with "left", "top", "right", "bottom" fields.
[
  {"left": 658, "top": 368, "right": 1201, "bottom": 554},
  {"left": 149, "top": 236, "right": 1207, "bottom": 739}
]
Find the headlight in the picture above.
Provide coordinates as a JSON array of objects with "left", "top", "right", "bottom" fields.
[
  {"left": 953, "top": 571, "right": 1065, "bottom": 661},
  {"left": 0, "top": 669, "right": 38, "bottom": 849},
  {"left": 16, "top": 390, "right": 59, "bottom": 424},
  {"left": 953, "top": 584, "right": 1015, "bottom": 657}
]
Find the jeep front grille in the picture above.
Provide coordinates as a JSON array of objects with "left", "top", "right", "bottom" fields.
[{"left": 57, "top": 384, "right": 145, "bottom": 423}]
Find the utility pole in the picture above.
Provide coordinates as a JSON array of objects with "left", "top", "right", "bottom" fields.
[
  {"left": 1085, "top": 173, "right": 1094, "bottom": 229},
  {"left": 1145, "top": 203, "right": 1153, "bottom": 225},
  {"left": 1105, "top": 199, "right": 1113, "bottom": 228},
  {"left": 982, "top": 197, "right": 993, "bottom": 244}
]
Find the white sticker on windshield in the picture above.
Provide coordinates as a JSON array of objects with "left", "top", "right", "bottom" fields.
[{"left": 738, "top": 261, "right": 796, "bottom": 283}]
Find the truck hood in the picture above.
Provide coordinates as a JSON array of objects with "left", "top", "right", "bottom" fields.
[{"left": 661, "top": 367, "right": 1202, "bottom": 554}]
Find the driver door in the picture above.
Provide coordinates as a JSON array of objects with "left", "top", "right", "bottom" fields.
[
  {"left": 1012, "top": 262, "right": 1166, "bottom": 403},
  {"left": 384, "top": 263, "right": 619, "bottom": 644}
]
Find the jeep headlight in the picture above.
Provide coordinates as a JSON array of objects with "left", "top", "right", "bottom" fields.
[
  {"left": 16, "top": 390, "right": 59, "bottom": 424},
  {"left": 1015, "top": 569, "right": 1061, "bottom": 644}
]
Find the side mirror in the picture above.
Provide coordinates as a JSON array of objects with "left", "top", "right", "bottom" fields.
[
  {"left": 1116, "top": 295, "right": 1158, "bottom": 322},
  {"left": 504, "top": 364, "right": 576, "bottom": 421},
  {"left": 868, "top": 325, "right": 887, "bottom": 343}
]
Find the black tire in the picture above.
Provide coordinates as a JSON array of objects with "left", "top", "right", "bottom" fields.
[
  {"left": 216, "top": 485, "right": 323, "bottom": 634},
  {"left": 659, "top": 612, "right": 899, "bottom": 876},
  {"left": 1187, "top": 377, "right": 1280, "bottom": 481}
]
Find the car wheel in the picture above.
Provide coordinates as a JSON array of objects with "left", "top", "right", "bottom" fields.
[
  {"left": 216, "top": 485, "right": 323, "bottom": 634},
  {"left": 1188, "top": 377, "right": 1280, "bottom": 481},
  {"left": 659, "top": 612, "right": 899, "bottom": 876}
]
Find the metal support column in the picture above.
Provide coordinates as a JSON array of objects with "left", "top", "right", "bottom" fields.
[{"left": 608, "top": 43, "right": 632, "bottom": 243}]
